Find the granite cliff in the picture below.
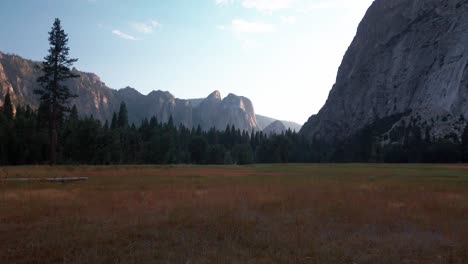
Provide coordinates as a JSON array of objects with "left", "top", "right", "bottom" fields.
[
  {"left": 0, "top": 51, "right": 263, "bottom": 131},
  {"left": 301, "top": 0, "right": 468, "bottom": 144}
]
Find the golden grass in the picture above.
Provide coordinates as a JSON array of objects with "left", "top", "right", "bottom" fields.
[{"left": 1, "top": 164, "right": 468, "bottom": 263}]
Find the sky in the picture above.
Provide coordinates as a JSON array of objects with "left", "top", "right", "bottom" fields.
[{"left": 0, "top": 0, "right": 374, "bottom": 124}]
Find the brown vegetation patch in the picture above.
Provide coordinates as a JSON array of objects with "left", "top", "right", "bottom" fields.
[{"left": 1, "top": 165, "right": 468, "bottom": 263}]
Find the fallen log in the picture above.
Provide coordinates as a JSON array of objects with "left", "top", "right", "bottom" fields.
[{"left": 1, "top": 177, "right": 88, "bottom": 183}]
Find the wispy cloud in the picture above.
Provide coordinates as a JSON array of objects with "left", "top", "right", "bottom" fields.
[
  {"left": 112, "top": 30, "right": 137, "bottom": 40},
  {"left": 215, "top": 0, "right": 234, "bottom": 6},
  {"left": 217, "top": 19, "right": 276, "bottom": 49},
  {"left": 215, "top": 0, "right": 296, "bottom": 12},
  {"left": 131, "top": 20, "right": 162, "bottom": 34},
  {"left": 217, "top": 19, "right": 276, "bottom": 34},
  {"left": 242, "top": 0, "right": 296, "bottom": 12},
  {"left": 215, "top": 0, "right": 365, "bottom": 13},
  {"left": 298, "top": 0, "right": 371, "bottom": 13},
  {"left": 280, "top": 16, "right": 297, "bottom": 24},
  {"left": 231, "top": 19, "right": 276, "bottom": 34}
]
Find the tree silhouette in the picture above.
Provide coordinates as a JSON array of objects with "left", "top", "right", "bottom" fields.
[
  {"left": 3, "top": 92, "right": 13, "bottom": 120},
  {"left": 117, "top": 102, "right": 128, "bottom": 128},
  {"left": 35, "top": 18, "right": 79, "bottom": 164}
]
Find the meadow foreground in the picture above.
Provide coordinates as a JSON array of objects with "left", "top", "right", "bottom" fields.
[{"left": 1, "top": 164, "right": 467, "bottom": 263}]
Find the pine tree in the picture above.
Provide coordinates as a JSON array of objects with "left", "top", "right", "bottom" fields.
[
  {"left": 111, "top": 113, "right": 118, "bottom": 129},
  {"left": 461, "top": 123, "right": 468, "bottom": 162},
  {"left": 35, "top": 18, "right": 79, "bottom": 164},
  {"left": 69, "top": 105, "right": 79, "bottom": 122},
  {"left": 117, "top": 102, "right": 128, "bottom": 128},
  {"left": 167, "top": 115, "right": 174, "bottom": 128},
  {"left": 3, "top": 92, "right": 14, "bottom": 120}
]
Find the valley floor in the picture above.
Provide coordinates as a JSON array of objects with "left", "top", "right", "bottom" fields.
[{"left": 1, "top": 164, "right": 468, "bottom": 263}]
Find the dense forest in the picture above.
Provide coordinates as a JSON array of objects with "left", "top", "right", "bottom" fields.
[
  {"left": 0, "top": 94, "right": 313, "bottom": 165},
  {"left": 328, "top": 112, "right": 468, "bottom": 163},
  {"left": 2, "top": 91, "right": 468, "bottom": 165}
]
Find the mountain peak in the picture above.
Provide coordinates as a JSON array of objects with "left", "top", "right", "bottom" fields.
[
  {"left": 118, "top": 86, "right": 140, "bottom": 94},
  {"left": 207, "top": 90, "right": 222, "bottom": 100},
  {"left": 148, "top": 90, "right": 174, "bottom": 99}
]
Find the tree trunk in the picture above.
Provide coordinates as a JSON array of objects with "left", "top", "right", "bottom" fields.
[{"left": 49, "top": 104, "right": 57, "bottom": 165}]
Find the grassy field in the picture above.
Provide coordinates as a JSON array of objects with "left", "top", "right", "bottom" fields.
[{"left": 1, "top": 164, "right": 468, "bottom": 263}]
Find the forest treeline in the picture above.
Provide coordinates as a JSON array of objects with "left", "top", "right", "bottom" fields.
[
  {"left": 2, "top": 94, "right": 468, "bottom": 165},
  {"left": 3, "top": 94, "right": 468, "bottom": 165},
  {"left": 0, "top": 96, "right": 313, "bottom": 165}
]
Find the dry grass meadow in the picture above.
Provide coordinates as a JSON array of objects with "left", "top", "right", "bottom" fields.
[{"left": 1, "top": 164, "right": 468, "bottom": 263}]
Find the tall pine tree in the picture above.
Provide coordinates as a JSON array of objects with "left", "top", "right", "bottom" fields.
[
  {"left": 35, "top": 18, "right": 79, "bottom": 164},
  {"left": 117, "top": 102, "right": 129, "bottom": 128},
  {"left": 3, "top": 92, "right": 14, "bottom": 120}
]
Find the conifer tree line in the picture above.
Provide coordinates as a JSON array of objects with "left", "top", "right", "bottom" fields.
[
  {"left": 3, "top": 94, "right": 468, "bottom": 165},
  {"left": 0, "top": 98, "right": 312, "bottom": 165}
]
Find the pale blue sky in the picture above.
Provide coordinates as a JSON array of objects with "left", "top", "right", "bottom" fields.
[{"left": 0, "top": 0, "right": 374, "bottom": 124}]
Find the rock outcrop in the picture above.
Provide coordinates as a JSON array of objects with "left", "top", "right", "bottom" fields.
[
  {"left": 0, "top": 52, "right": 120, "bottom": 121},
  {"left": 0, "top": 51, "right": 262, "bottom": 131},
  {"left": 301, "top": 0, "right": 468, "bottom": 144},
  {"left": 193, "top": 91, "right": 258, "bottom": 131},
  {"left": 219, "top": 93, "right": 258, "bottom": 131},
  {"left": 116, "top": 87, "right": 193, "bottom": 128}
]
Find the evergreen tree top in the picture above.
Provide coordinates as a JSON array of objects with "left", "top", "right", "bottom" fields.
[
  {"left": 3, "top": 92, "right": 14, "bottom": 120},
  {"left": 35, "top": 18, "right": 79, "bottom": 112}
]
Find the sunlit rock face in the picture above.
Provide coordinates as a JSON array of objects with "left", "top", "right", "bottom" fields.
[
  {"left": 220, "top": 93, "right": 258, "bottom": 131},
  {"left": 115, "top": 88, "right": 193, "bottom": 128},
  {"left": 0, "top": 51, "right": 118, "bottom": 121},
  {"left": 193, "top": 91, "right": 259, "bottom": 131},
  {"left": 192, "top": 90, "right": 223, "bottom": 130},
  {"left": 0, "top": 53, "right": 42, "bottom": 109},
  {"left": 301, "top": 0, "right": 468, "bottom": 143},
  {"left": 0, "top": 52, "right": 258, "bottom": 130}
]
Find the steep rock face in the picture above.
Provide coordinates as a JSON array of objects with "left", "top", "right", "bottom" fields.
[
  {"left": 116, "top": 88, "right": 192, "bottom": 127},
  {"left": 193, "top": 91, "right": 259, "bottom": 131},
  {"left": 69, "top": 71, "right": 118, "bottom": 121},
  {"left": 0, "top": 53, "right": 43, "bottom": 108},
  {"left": 301, "top": 0, "right": 468, "bottom": 143},
  {"left": 0, "top": 52, "right": 257, "bottom": 130},
  {"left": 0, "top": 52, "right": 119, "bottom": 120},
  {"left": 220, "top": 93, "right": 258, "bottom": 131},
  {"left": 192, "top": 90, "right": 223, "bottom": 129},
  {"left": 263, "top": 120, "right": 287, "bottom": 135}
]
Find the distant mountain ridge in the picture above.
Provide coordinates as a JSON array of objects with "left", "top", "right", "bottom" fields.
[
  {"left": 256, "top": 115, "right": 302, "bottom": 132},
  {"left": 0, "top": 51, "right": 298, "bottom": 132},
  {"left": 263, "top": 120, "right": 287, "bottom": 135}
]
